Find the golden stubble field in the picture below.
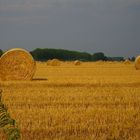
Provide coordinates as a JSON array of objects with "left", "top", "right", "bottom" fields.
[{"left": 1, "top": 61, "right": 140, "bottom": 140}]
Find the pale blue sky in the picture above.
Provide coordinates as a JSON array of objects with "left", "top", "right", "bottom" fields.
[{"left": 0, "top": 0, "right": 140, "bottom": 57}]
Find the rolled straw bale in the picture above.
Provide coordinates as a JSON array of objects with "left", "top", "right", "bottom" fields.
[
  {"left": 124, "top": 59, "right": 131, "bottom": 64},
  {"left": 95, "top": 60, "right": 104, "bottom": 65},
  {"left": 135, "top": 56, "right": 140, "bottom": 70},
  {"left": 50, "top": 59, "right": 61, "bottom": 66},
  {"left": 0, "top": 48, "right": 36, "bottom": 81},
  {"left": 46, "top": 60, "right": 52, "bottom": 66},
  {"left": 74, "top": 60, "right": 81, "bottom": 66}
]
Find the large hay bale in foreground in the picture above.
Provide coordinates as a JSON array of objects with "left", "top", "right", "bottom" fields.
[
  {"left": 50, "top": 59, "right": 61, "bottom": 66},
  {"left": 124, "top": 59, "right": 131, "bottom": 64},
  {"left": 0, "top": 48, "right": 36, "bottom": 81},
  {"left": 135, "top": 56, "right": 140, "bottom": 70},
  {"left": 74, "top": 60, "right": 81, "bottom": 66}
]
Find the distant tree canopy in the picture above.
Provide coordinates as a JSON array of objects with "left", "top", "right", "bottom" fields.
[
  {"left": 92, "top": 52, "right": 106, "bottom": 61},
  {"left": 107, "top": 57, "right": 124, "bottom": 61},
  {"left": 130, "top": 57, "right": 135, "bottom": 61},
  {"left": 30, "top": 48, "right": 92, "bottom": 61},
  {"left": 30, "top": 48, "right": 125, "bottom": 62},
  {"left": 0, "top": 49, "right": 3, "bottom": 57}
]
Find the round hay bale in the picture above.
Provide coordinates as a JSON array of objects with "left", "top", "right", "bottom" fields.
[
  {"left": 50, "top": 59, "right": 61, "bottom": 66},
  {"left": 46, "top": 60, "right": 52, "bottom": 66},
  {"left": 74, "top": 60, "right": 81, "bottom": 66},
  {"left": 124, "top": 59, "right": 131, "bottom": 64},
  {"left": 95, "top": 60, "right": 104, "bottom": 65},
  {"left": 135, "top": 56, "right": 140, "bottom": 70},
  {"left": 0, "top": 48, "right": 36, "bottom": 81}
]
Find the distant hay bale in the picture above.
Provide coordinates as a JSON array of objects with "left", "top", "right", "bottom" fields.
[
  {"left": 74, "top": 60, "right": 81, "bottom": 66},
  {"left": 50, "top": 59, "right": 61, "bottom": 66},
  {"left": 0, "top": 48, "right": 36, "bottom": 81},
  {"left": 95, "top": 60, "right": 104, "bottom": 65},
  {"left": 46, "top": 60, "right": 52, "bottom": 66},
  {"left": 107, "top": 61, "right": 114, "bottom": 64},
  {"left": 124, "top": 59, "right": 131, "bottom": 64},
  {"left": 135, "top": 56, "right": 140, "bottom": 70}
]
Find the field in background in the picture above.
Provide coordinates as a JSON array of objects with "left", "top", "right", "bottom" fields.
[{"left": 1, "top": 61, "right": 140, "bottom": 140}]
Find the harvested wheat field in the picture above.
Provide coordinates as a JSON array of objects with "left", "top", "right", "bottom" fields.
[{"left": 1, "top": 61, "right": 140, "bottom": 140}]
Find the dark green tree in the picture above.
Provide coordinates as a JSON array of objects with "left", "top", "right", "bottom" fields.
[
  {"left": 30, "top": 48, "right": 92, "bottom": 61},
  {"left": 92, "top": 52, "right": 106, "bottom": 61},
  {"left": 131, "top": 57, "right": 135, "bottom": 61}
]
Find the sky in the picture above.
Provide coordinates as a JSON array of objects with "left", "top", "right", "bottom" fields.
[{"left": 0, "top": 0, "right": 140, "bottom": 57}]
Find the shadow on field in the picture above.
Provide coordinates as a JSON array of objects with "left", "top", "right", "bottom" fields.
[{"left": 32, "top": 78, "right": 48, "bottom": 81}]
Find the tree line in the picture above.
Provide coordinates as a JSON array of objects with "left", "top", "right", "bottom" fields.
[
  {"left": 30, "top": 48, "right": 125, "bottom": 61},
  {"left": 0, "top": 48, "right": 135, "bottom": 61}
]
